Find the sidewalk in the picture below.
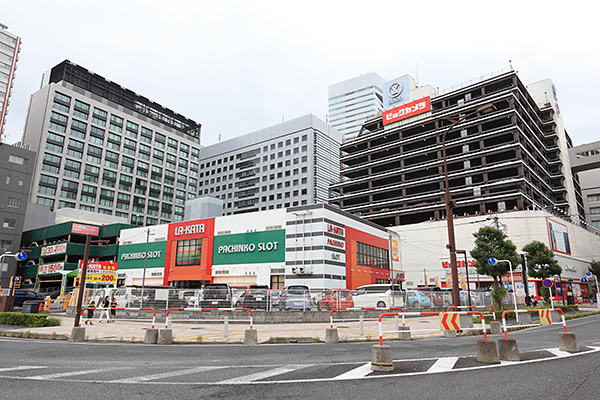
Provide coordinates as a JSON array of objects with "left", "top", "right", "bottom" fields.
[{"left": 2, "top": 306, "right": 597, "bottom": 344}]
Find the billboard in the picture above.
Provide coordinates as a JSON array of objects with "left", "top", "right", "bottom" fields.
[
  {"left": 78, "top": 260, "right": 118, "bottom": 284},
  {"left": 382, "top": 75, "right": 410, "bottom": 110},
  {"left": 547, "top": 218, "right": 571, "bottom": 255},
  {"left": 38, "top": 262, "right": 64, "bottom": 276},
  {"left": 117, "top": 241, "right": 167, "bottom": 270},
  {"left": 383, "top": 97, "right": 431, "bottom": 126},
  {"left": 213, "top": 230, "right": 285, "bottom": 265}
]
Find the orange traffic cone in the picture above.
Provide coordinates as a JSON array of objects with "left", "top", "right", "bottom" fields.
[{"left": 39, "top": 302, "right": 43, "bottom": 312}]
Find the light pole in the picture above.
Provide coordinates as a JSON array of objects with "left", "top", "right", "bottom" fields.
[
  {"left": 489, "top": 258, "right": 519, "bottom": 322},
  {"left": 140, "top": 227, "right": 154, "bottom": 308},
  {"left": 442, "top": 103, "right": 495, "bottom": 306}
]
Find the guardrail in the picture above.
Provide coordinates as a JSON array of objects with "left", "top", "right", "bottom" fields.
[
  {"left": 501, "top": 308, "right": 567, "bottom": 339},
  {"left": 329, "top": 307, "right": 405, "bottom": 330},
  {"left": 165, "top": 308, "right": 254, "bottom": 337},
  {"left": 447, "top": 305, "right": 496, "bottom": 321},
  {"left": 78, "top": 307, "right": 156, "bottom": 328},
  {"left": 377, "top": 311, "right": 487, "bottom": 345}
]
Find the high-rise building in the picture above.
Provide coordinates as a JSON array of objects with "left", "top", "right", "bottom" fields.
[
  {"left": 330, "top": 70, "right": 585, "bottom": 229},
  {"left": 0, "top": 143, "right": 35, "bottom": 288},
  {"left": 569, "top": 141, "right": 600, "bottom": 230},
  {"left": 328, "top": 72, "right": 387, "bottom": 143},
  {"left": 20, "top": 60, "right": 202, "bottom": 226},
  {"left": 198, "top": 114, "right": 342, "bottom": 215},
  {"left": 0, "top": 23, "right": 21, "bottom": 142}
]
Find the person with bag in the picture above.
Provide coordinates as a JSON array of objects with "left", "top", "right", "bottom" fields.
[
  {"left": 109, "top": 297, "right": 117, "bottom": 323},
  {"left": 98, "top": 296, "right": 110, "bottom": 323},
  {"left": 84, "top": 301, "right": 95, "bottom": 325}
]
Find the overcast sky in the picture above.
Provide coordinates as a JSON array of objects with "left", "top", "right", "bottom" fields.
[{"left": 3, "top": 1, "right": 598, "bottom": 148}]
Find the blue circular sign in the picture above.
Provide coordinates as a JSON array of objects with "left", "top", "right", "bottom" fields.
[
  {"left": 542, "top": 279, "right": 553, "bottom": 288},
  {"left": 586, "top": 272, "right": 592, "bottom": 277},
  {"left": 488, "top": 258, "right": 497, "bottom": 266},
  {"left": 16, "top": 251, "right": 28, "bottom": 261}
]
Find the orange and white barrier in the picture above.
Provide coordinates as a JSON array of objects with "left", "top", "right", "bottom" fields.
[{"left": 501, "top": 308, "right": 567, "bottom": 339}]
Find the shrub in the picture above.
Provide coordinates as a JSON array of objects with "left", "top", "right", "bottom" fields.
[{"left": 0, "top": 312, "right": 62, "bottom": 327}]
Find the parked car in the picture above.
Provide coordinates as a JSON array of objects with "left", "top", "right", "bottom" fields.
[
  {"left": 199, "top": 283, "right": 233, "bottom": 309},
  {"left": 279, "top": 285, "right": 311, "bottom": 311},
  {"left": 317, "top": 289, "right": 354, "bottom": 310},
  {"left": 239, "top": 285, "right": 270, "bottom": 310},
  {"left": 412, "top": 287, "right": 448, "bottom": 307},
  {"left": 271, "top": 290, "right": 281, "bottom": 309},
  {"left": 187, "top": 289, "right": 204, "bottom": 307},
  {"left": 406, "top": 290, "right": 433, "bottom": 308},
  {"left": 13, "top": 289, "right": 47, "bottom": 307},
  {"left": 351, "top": 284, "right": 405, "bottom": 309}
]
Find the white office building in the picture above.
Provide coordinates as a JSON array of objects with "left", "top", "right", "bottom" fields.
[{"left": 328, "top": 72, "right": 387, "bottom": 143}]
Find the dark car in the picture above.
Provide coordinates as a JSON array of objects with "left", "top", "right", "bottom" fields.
[
  {"left": 199, "top": 283, "right": 233, "bottom": 309},
  {"left": 240, "top": 285, "right": 271, "bottom": 310},
  {"left": 13, "top": 289, "right": 46, "bottom": 307}
]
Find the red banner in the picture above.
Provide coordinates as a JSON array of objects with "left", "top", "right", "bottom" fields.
[{"left": 383, "top": 97, "right": 431, "bottom": 125}]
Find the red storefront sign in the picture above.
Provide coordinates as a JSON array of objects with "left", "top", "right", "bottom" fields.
[
  {"left": 383, "top": 96, "right": 431, "bottom": 125},
  {"left": 71, "top": 223, "right": 99, "bottom": 236}
]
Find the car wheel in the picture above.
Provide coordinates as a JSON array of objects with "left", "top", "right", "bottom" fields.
[
  {"left": 444, "top": 301, "right": 450, "bottom": 307},
  {"left": 376, "top": 301, "right": 386, "bottom": 308},
  {"left": 413, "top": 301, "right": 421, "bottom": 308}
]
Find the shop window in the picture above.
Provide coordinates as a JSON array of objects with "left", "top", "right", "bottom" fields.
[{"left": 176, "top": 239, "right": 202, "bottom": 266}]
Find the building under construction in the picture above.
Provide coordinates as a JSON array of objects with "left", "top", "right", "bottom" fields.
[{"left": 329, "top": 70, "right": 585, "bottom": 228}]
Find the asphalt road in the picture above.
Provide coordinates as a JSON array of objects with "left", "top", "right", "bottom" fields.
[{"left": 1, "top": 314, "right": 599, "bottom": 400}]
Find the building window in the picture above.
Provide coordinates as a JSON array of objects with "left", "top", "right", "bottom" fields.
[
  {"left": 7, "top": 197, "right": 20, "bottom": 208},
  {"left": 356, "top": 242, "right": 389, "bottom": 269},
  {"left": 2, "top": 218, "right": 17, "bottom": 229},
  {"left": 0, "top": 239, "right": 13, "bottom": 250},
  {"left": 8, "top": 154, "right": 28, "bottom": 166}
]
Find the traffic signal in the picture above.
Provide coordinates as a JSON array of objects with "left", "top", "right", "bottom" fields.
[{"left": 74, "top": 277, "right": 80, "bottom": 288}]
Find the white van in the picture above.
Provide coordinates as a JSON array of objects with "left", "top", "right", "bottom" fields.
[
  {"left": 351, "top": 284, "right": 405, "bottom": 309},
  {"left": 90, "top": 287, "right": 147, "bottom": 308}
]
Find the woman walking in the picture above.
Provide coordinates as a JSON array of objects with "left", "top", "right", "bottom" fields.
[{"left": 98, "top": 296, "right": 110, "bottom": 323}]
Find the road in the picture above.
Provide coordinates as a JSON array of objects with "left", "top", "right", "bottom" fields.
[{"left": 1, "top": 315, "right": 599, "bottom": 399}]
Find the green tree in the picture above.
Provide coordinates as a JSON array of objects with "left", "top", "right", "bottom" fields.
[
  {"left": 522, "top": 240, "right": 562, "bottom": 279},
  {"left": 470, "top": 226, "right": 520, "bottom": 292}
]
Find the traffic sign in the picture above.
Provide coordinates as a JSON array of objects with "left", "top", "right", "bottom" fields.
[
  {"left": 488, "top": 258, "right": 497, "bottom": 266},
  {"left": 581, "top": 277, "right": 588, "bottom": 283},
  {"left": 586, "top": 272, "right": 592, "bottom": 277},
  {"left": 542, "top": 279, "right": 553, "bottom": 288},
  {"left": 439, "top": 313, "right": 461, "bottom": 330},
  {"left": 539, "top": 309, "right": 552, "bottom": 325},
  {"left": 16, "top": 251, "right": 28, "bottom": 261}
]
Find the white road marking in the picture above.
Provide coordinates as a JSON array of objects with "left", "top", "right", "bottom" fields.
[
  {"left": 332, "top": 363, "right": 372, "bottom": 380},
  {"left": 427, "top": 357, "right": 459, "bottom": 373},
  {"left": 217, "top": 366, "right": 305, "bottom": 384},
  {"left": 0, "top": 366, "right": 48, "bottom": 373},
  {"left": 110, "top": 366, "right": 227, "bottom": 383},
  {"left": 29, "top": 367, "right": 118, "bottom": 380},
  {"left": 547, "top": 348, "right": 572, "bottom": 358}
]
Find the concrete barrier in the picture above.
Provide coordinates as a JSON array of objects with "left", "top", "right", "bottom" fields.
[
  {"left": 477, "top": 339, "right": 499, "bottom": 363},
  {"left": 244, "top": 329, "right": 258, "bottom": 345},
  {"left": 325, "top": 328, "right": 339, "bottom": 343},
  {"left": 489, "top": 321, "right": 502, "bottom": 335},
  {"left": 443, "top": 330, "right": 457, "bottom": 338},
  {"left": 558, "top": 333, "right": 578, "bottom": 352},
  {"left": 519, "top": 312, "right": 532, "bottom": 325},
  {"left": 371, "top": 345, "right": 394, "bottom": 372},
  {"left": 498, "top": 338, "right": 520, "bottom": 361},
  {"left": 397, "top": 326, "right": 411, "bottom": 341},
  {"left": 70, "top": 327, "right": 86, "bottom": 342},
  {"left": 158, "top": 329, "right": 173, "bottom": 345},
  {"left": 144, "top": 328, "right": 158, "bottom": 344}
]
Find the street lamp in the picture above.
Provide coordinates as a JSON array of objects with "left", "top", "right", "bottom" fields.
[
  {"left": 442, "top": 103, "right": 495, "bottom": 307},
  {"left": 140, "top": 227, "right": 155, "bottom": 308}
]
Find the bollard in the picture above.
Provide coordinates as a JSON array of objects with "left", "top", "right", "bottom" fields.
[
  {"left": 477, "top": 339, "right": 499, "bottom": 363},
  {"left": 489, "top": 321, "right": 502, "bottom": 335},
  {"left": 325, "top": 328, "right": 339, "bottom": 343},
  {"left": 144, "top": 328, "right": 159, "bottom": 344},
  {"left": 558, "top": 333, "right": 579, "bottom": 352},
  {"left": 158, "top": 329, "right": 173, "bottom": 345},
  {"left": 498, "top": 338, "right": 521, "bottom": 361},
  {"left": 397, "top": 326, "right": 411, "bottom": 341},
  {"left": 371, "top": 345, "right": 394, "bottom": 372},
  {"left": 244, "top": 329, "right": 258, "bottom": 345},
  {"left": 70, "top": 327, "right": 86, "bottom": 342},
  {"left": 359, "top": 315, "right": 364, "bottom": 336},
  {"left": 223, "top": 316, "right": 229, "bottom": 339}
]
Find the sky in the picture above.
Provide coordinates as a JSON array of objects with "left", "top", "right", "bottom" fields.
[{"left": 2, "top": 1, "right": 599, "bottom": 148}]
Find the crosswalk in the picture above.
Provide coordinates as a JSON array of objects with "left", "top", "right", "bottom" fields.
[{"left": 0, "top": 346, "right": 597, "bottom": 385}]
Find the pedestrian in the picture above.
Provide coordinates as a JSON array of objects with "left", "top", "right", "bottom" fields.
[
  {"left": 110, "top": 297, "right": 117, "bottom": 323},
  {"left": 98, "top": 296, "right": 110, "bottom": 323},
  {"left": 531, "top": 297, "right": 538, "bottom": 307},
  {"left": 84, "top": 301, "right": 95, "bottom": 325},
  {"left": 525, "top": 294, "right": 532, "bottom": 307}
]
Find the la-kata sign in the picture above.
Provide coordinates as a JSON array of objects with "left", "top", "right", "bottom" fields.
[{"left": 78, "top": 260, "right": 118, "bottom": 284}]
